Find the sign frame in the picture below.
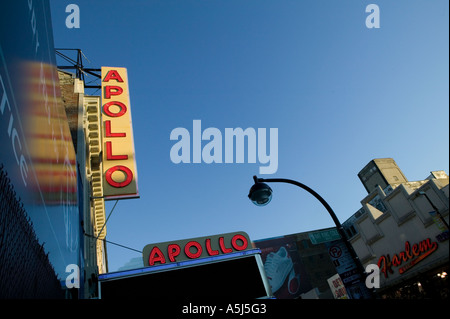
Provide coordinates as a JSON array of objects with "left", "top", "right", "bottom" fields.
[{"left": 101, "top": 67, "right": 139, "bottom": 200}]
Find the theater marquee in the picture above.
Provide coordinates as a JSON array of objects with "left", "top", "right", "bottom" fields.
[
  {"left": 142, "top": 232, "right": 252, "bottom": 267},
  {"left": 101, "top": 67, "right": 139, "bottom": 200}
]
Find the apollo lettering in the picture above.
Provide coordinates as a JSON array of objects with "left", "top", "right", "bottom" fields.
[
  {"left": 101, "top": 67, "right": 138, "bottom": 199},
  {"left": 102, "top": 70, "right": 133, "bottom": 188},
  {"left": 146, "top": 233, "right": 250, "bottom": 266}
]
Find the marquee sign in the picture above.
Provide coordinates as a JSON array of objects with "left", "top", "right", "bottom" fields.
[
  {"left": 142, "top": 232, "right": 252, "bottom": 267},
  {"left": 377, "top": 238, "right": 438, "bottom": 278},
  {"left": 101, "top": 67, "right": 138, "bottom": 199}
]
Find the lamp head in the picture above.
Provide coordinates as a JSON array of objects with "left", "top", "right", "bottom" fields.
[{"left": 248, "top": 177, "right": 273, "bottom": 207}]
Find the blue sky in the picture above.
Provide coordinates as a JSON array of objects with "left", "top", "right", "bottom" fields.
[{"left": 50, "top": 0, "right": 449, "bottom": 272}]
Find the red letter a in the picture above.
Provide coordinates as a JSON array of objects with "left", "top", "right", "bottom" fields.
[
  {"left": 149, "top": 247, "right": 166, "bottom": 266},
  {"left": 104, "top": 70, "right": 124, "bottom": 82}
]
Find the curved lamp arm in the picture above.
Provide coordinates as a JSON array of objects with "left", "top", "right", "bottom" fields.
[
  {"left": 254, "top": 176, "right": 343, "bottom": 230},
  {"left": 251, "top": 175, "right": 375, "bottom": 298}
]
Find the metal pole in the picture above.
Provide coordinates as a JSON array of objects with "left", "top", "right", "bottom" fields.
[
  {"left": 419, "top": 192, "right": 449, "bottom": 230},
  {"left": 96, "top": 200, "right": 119, "bottom": 240}
]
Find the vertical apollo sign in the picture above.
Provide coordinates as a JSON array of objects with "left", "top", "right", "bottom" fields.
[{"left": 101, "top": 67, "right": 139, "bottom": 199}]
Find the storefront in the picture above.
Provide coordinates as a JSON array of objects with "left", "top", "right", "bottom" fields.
[
  {"left": 373, "top": 232, "right": 449, "bottom": 298},
  {"left": 345, "top": 164, "right": 449, "bottom": 299},
  {"left": 378, "top": 264, "right": 448, "bottom": 299},
  {"left": 98, "top": 231, "right": 272, "bottom": 299}
]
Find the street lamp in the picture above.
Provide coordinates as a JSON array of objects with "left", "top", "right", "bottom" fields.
[
  {"left": 248, "top": 178, "right": 273, "bottom": 206},
  {"left": 248, "top": 175, "right": 375, "bottom": 299}
]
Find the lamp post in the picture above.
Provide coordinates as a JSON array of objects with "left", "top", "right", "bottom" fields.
[{"left": 248, "top": 175, "right": 375, "bottom": 299}]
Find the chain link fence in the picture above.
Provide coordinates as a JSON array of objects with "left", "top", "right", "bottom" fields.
[{"left": 0, "top": 164, "right": 64, "bottom": 298}]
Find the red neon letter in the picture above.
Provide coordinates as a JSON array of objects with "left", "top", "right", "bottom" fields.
[
  {"left": 205, "top": 238, "right": 219, "bottom": 256},
  {"left": 168, "top": 244, "right": 181, "bottom": 262},
  {"left": 231, "top": 234, "right": 248, "bottom": 251},
  {"left": 219, "top": 237, "right": 232, "bottom": 254},
  {"left": 103, "top": 101, "right": 127, "bottom": 117},
  {"left": 185, "top": 241, "right": 202, "bottom": 259},
  {"left": 412, "top": 244, "right": 420, "bottom": 256},
  {"left": 149, "top": 247, "right": 166, "bottom": 266},
  {"left": 105, "top": 165, "right": 133, "bottom": 188},
  {"left": 106, "top": 141, "right": 128, "bottom": 160},
  {"left": 104, "top": 86, "right": 123, "bottom": 99},
  {"left": 103, "top": 70, "right": 124, "bottom": 83},
  {"left": 378, "top": 255, "right": 393, "bottom": 279},
  {"left": 105, "top": 120, "right": 126, "bottom": 137}
]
